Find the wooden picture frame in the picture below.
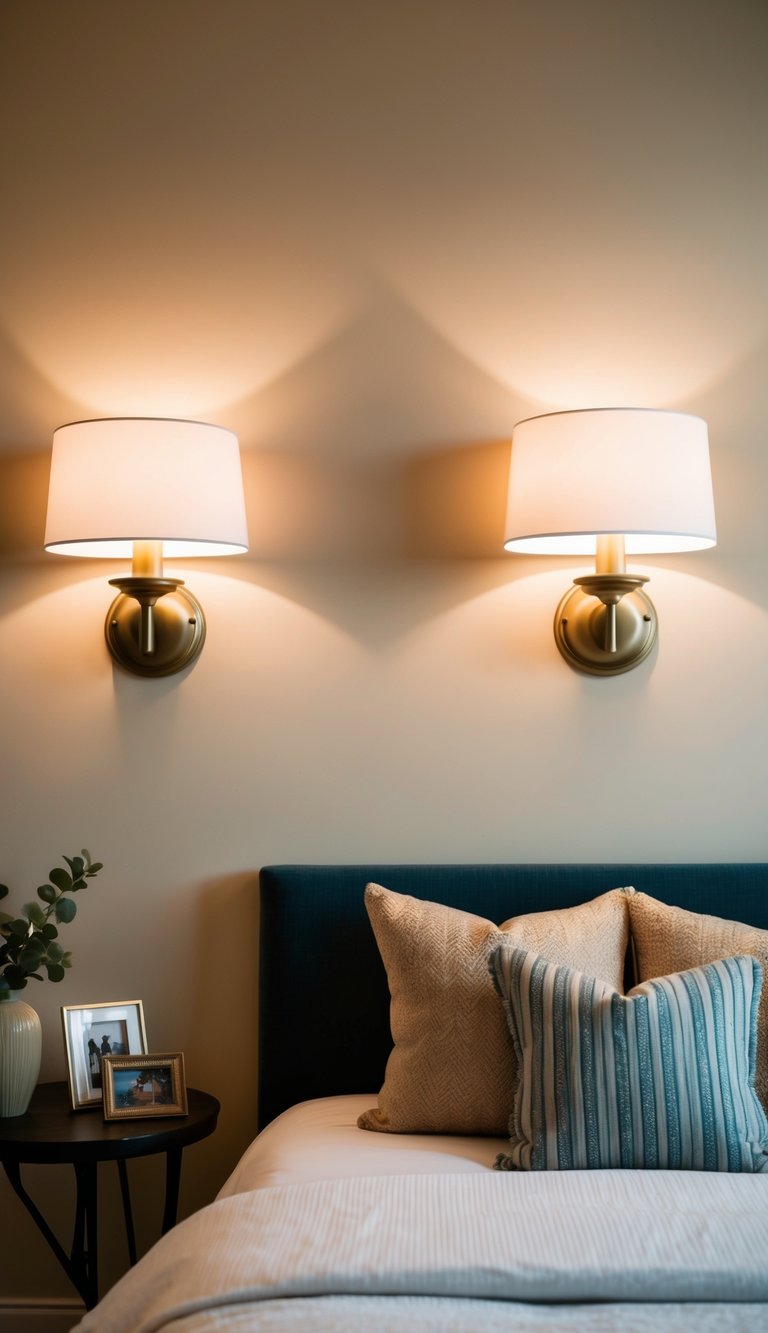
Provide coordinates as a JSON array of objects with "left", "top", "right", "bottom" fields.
[
  {"left": 101, "top": 1052, "right": 188, "bottom": 1120},
  {"left": 61, "top": 1000, "right": 148, "bottom": 1110}
]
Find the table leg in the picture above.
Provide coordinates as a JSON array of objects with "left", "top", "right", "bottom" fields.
[
  {"left": 161, "top": 1146, "right": 182, "bottom": 1234},
  {"left": 73, "top": 1161, "right": 99, "bottom": 1310},
  {"left": 70, "top": 1167, "right": 87, "bottom": 1286},
  {"left": 117, "top": 1158, "right": 138, "bottom": 1265},
  {"left": 1, "top": 1158, "right": 99, "bottom": 1310}
]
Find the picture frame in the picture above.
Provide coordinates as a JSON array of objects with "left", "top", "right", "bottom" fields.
[
  {"left": 102, "top": 1052, "right": 188, "bottom": 1120},
  {"left": 61, "top": 1000, "right": 148, "bottom": 1110}
]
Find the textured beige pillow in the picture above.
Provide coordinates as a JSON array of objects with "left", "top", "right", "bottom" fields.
[
  {"left": 629, "top": 893, "right": 768, "bottom": 1112},
  {"left": 358, "top": 883, "right": 633, "bottom": 1135}
]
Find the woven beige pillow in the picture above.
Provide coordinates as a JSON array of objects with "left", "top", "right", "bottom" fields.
[
  {"left": 629, "top": 893, "right": 768, "bottom": 1113},
  {"left": 357, "top": 883, "right": 633, "bottom": 1135}
]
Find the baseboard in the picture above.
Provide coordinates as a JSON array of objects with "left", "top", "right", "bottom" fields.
[{"left": 0, "top": 1300, "right": 84, "bottom": 1333}]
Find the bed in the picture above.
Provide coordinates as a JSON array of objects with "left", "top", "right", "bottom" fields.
[{"left": 76, "top": 863, "right": 768, "bottom": 1331}]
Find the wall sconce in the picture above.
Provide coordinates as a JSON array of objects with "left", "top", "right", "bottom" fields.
[
  {"left": 504, "top": 408, "right": 716, "bottom": 676},
  {"left": 44, "top": 417, "right": 249, "bottom": 677}
]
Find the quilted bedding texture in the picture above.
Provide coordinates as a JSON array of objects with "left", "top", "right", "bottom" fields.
[{"left": 74, "top": 1169, "right": 768, "bottom": 1333}]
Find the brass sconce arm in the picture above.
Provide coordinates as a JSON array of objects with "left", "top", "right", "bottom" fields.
[
  {"left": 106, "top": 543, "right": 205, "bottom": 677},
  {"left": 554, "top": 536, "right": 657, "bottom": 675}
]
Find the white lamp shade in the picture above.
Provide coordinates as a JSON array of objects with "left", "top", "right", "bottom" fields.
[
  {"left": 45, "top": 418, "right": 249, "bottom": 558},
  {"left": 504, "top": 408, "right": 716, "bottom": 556}
]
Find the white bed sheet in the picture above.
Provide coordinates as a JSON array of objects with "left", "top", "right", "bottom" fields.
[{"left": 219, "top": 1093, "right": 507, "bottom": 1197}]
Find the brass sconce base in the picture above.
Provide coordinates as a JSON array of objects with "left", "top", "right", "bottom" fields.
[
  {"left": 554, "top": 575, "right": 657, "bottom": 676},
  {"left": 105, "top": 578, "right": 206, "bottom": 677}
]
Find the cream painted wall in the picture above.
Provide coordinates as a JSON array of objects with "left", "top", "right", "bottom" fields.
[{"left": 1, "top": 0, "right": 767, "bottom": 1313}]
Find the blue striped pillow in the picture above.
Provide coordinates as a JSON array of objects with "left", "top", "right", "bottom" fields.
[{"left": 489, "top": 946, "right": 768, "bottom": 1172}]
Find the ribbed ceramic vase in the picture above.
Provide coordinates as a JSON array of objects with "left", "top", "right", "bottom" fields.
[{"left": 0, "top": 989, "right": 42, "bottom": 1117}]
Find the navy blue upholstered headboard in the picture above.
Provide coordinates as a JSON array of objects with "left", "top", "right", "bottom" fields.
[{"left": 257, "top": 863, "right": 768, "bottom": 1129}]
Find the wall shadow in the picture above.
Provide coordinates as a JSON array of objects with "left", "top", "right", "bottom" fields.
[
  {"left": 402, "top": 438, "right": 510, "bottom": 558},
  {"left": 187, "top": 871, "right": 262, "bottom": 1180},
  {"left": 0, "top": 451, "right": 51, "bottom": 559}
]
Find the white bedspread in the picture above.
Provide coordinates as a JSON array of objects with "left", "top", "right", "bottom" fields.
[
  {"left": 219, "top": 1094, "right": 508, "bottom": 1195},
  {"left": 75, "top": 1167, "right": 768, "bottom": 1332},
  {"left": 130, "top": 1298, "right": 768, "bottom": 1333}
]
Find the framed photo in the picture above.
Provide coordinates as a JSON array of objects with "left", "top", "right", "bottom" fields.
[
  {"left": 61, "top": 1000, "right": 148, "bottom": 1110},
  {"left": 102, "top": 1052, "right": 187, "bottom": 1120}
]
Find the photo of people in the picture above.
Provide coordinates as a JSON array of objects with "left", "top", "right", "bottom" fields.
[
  {"left": 62, "top": 1001, "right": 148, "bottom": 1110},
  {"left": 82, "top": 1019, "right": 130, "bottom": 1090}
]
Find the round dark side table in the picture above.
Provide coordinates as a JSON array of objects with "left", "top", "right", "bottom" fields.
[{"left": 0, "top": 1080, "right": 220, "bottom": 1310}]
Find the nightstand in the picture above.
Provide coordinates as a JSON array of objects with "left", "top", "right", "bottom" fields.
[{"left": 0, "top": 1080, "right": 220, "bottom": 1310}]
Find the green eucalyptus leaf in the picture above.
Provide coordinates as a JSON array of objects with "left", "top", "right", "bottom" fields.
[
  {"left": 3, "top": 966, "right": 27, "bottom": 989},
  {"left": 0, "top": 852, "right": 101, "bottom": 988},
  {"left": 21, "top": 928, "right": 44, "bottom": 948},
  {"left": 54, "top": 898, "right": 76, "bottom": 924},
  {"left": 20, "top": 941, "right": 46, "bottom": 968}
]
